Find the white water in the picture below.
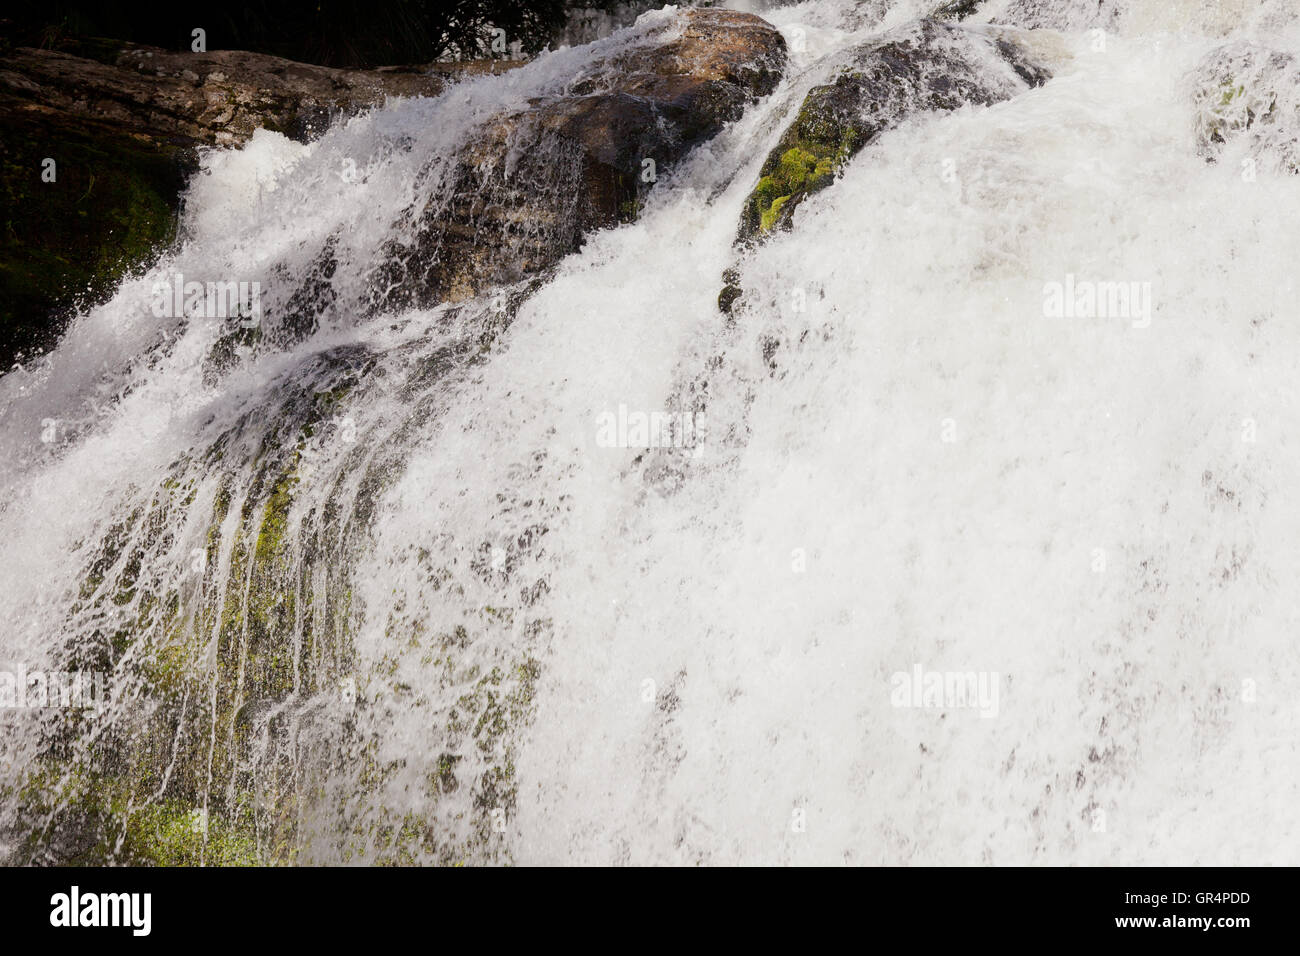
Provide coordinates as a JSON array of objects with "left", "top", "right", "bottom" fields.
[{"left": 2, "top": 0, "right": 1299, "bottom": 865}]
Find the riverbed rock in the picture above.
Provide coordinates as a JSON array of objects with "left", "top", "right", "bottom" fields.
[
  {"left": 931, "top": 0, "right": 984, "bottom": 22},
  {"left": 0, "top": 35, "right": 517, "bottom": 365},
  {"left": 0, "top": 37, "right": 510, "bottom": 149},
  {"left": 1, "top": 11, "right": 787, "bottom": 361},
  {"left": 1190, "top": 41, "right": 1300, "bottom": 175},
  {"left": 369, "top": 8, "right": 788, "bottom": 311},
  {"left": 735, "top": 18, "right": 1050, "bottom": 246}
]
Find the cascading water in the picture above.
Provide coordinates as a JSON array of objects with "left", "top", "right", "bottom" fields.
[{"left": 2, "top": 0, "right": 1298, "bottom": 865}]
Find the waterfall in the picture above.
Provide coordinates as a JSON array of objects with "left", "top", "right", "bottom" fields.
[{"left": 2, "top": 0, "right": 1298, "bottom": 865}]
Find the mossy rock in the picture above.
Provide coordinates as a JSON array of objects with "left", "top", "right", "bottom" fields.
[
  {"left": 734, "top": 18, "right": 1050, "bottom": 246},
  {"left": 4, "top": 375, "right": 379, "bottom": 865},
  {"left": 2, "top": 347, "right": 555, "bottom": 866},
  {"left": 930, "top": 0, "right": 982, "bottom": 21},
  {"left": 1191, "top": 44, "right": 1297, "bottom": 173},
  {"left": 738, "top": 84, "right": 866, "bottom": 241},
  {"left": 0, "top": 109, "right": 190, "bottom": 365},
  {"left": 121, "top": 801, "right": 261, "bottom": 866}
]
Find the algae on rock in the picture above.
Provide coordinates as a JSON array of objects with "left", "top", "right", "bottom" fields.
[{"left": 722, "top": 18, "right": 1052, "bottom": 313}]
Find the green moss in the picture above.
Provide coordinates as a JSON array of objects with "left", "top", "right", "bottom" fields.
[
  {"left": 255, "top": 464, "right": 296, "bottom": 568},
  {"left": 753, "top": 175, "right": 780, "bottom": 208},
  {"left": 741, "top": 118, "right": 861, "bottom": 239},
  {"left": 19, "top": 371, "right": 542, "bottom": 867},
  {"left": 760, "top": 194, "right": 791, "bottom": 232},
  {"left": 777, "top": 147, "right": 816, "bottom": 190},
  {"left": 121, "top": 801, "right": 261, "bottom": 866},
  {"left": 20, "top": 428, "right": 321, "bottom": 865},
  {"left": 10, "top": 758, "right": 263, "bottom": 866},
  {"left": 1220, "top": 83, "right": 1246, "bottom": 106},
  {"left": 1202, "top": 77, "right": 1281, "bottom": 149}
]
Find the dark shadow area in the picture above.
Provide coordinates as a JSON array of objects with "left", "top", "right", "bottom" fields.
[{"left": 3, "top": 1, "right": 625, "bottom": 67}]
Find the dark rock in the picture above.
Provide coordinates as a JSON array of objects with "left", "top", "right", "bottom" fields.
[
  {"left": 0, "top": 12, "right": 787, "bottom": 361},
  {"left": 370, "top": 8, "right": 788, "bottom": 312},
  {"left": 715, "top": 18, "right": 1051, "bottom": 315},
  {"left": 0, "top": 38, "right": 512, "bottom": 149},
  {"left": 718, "top": 268, "right": 744, "bottom": 315},
  {"left": 736, "top": 18, "right": 1051, "bottom": 244},
  {"left": 0, "top": 36, "right": 520, "bottom": 367},
  {"left": 931, "top": 0, "right": 984, "bottom": 22},
  {"left": 0, "top": 100, "right": 190, "bottom": 365}
]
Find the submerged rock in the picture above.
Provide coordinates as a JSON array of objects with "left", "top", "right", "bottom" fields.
[
  {"left": 737, "top": 18, "right": 1050, "bottom": 244},
  {"left": 719, "top": 17, "right": 1051, "bottom": 313},
  {"left": 1190, "top": 42, "right": 1300, "bottom": 175},
  {"left": 931, "top": 0, "right": 984, "bottom": 22}
]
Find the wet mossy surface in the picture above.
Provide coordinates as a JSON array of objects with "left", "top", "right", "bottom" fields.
[
  {"left": 5, "top": 387, "right": 355, "bottom": 865},
  {"left": 722, "top": 19, "right": 1052, "bottom": 312},
  {"left": 6, "top": 341, "right": 547, "bottom": 865},
  {"left": 0, "top": 110, "right": 189, "bottom": 365},
  {"left": 1193, "top": 51, "right": 1298, "bottom": 174},
  {"left": 745, "top": 135, "right": 853, "bottom": 238},
  {"left": 737, "top": 19, "right": 1048, "bottom": 244}
]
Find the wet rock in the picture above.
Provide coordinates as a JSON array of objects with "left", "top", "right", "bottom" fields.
[
  {"left": 717, "top": 18, "right": 1050, "bottom": 315},
  {"left": 931, "top": 0, "right": 984, "bottom": 22},
  {"left": 1, "top": 12, "right": 787, "bottom": 359},
  {"left": 372, "top": 8, "right": 788, "bottom": 311},
  {"left": 717, "top": 267, "right": 744, "bottom": 314},
  {"left": 0, "top": 100, "right": 189, "bottom": 365},
  {"left": 0, "top": 36, "right": 519, "bottom": 367},
  {"left": 1190, "top": 42, "right": 1300, "bottom": 174},
  {"left": 0, "top": 38, "right": 513, "bottom": 149},
  {"left": 990, "top": 1, "right": 1123, "bottom": 32},
  {"left": 737, "top": 18, "right": 1050, "bottom": 245}
]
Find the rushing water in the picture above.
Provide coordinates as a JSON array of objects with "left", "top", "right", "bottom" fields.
[{"left": 2, "top": 0, "right": 1298, "bottom": 865}]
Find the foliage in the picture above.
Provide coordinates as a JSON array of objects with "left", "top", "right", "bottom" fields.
[{"left": 5, "top": 1, "right": 628, "bottom": 67}]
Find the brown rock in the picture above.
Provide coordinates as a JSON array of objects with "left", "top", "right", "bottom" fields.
[
  {"left": 370, "top": 8, "right": 788, "bottom": 312},
  {"left": 0, "top": 38, "right": 519, "bottom": 149},
  {"left": 0, "top": 36, "right": 520, "bottom": 363},
  {"left": 0, "top": 10, "right": 788, "bottom": 358}
]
